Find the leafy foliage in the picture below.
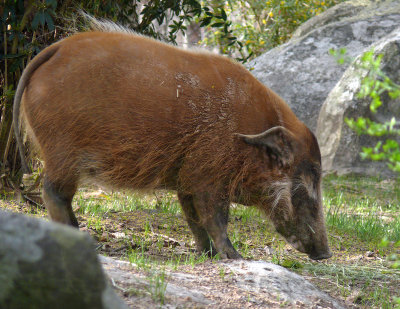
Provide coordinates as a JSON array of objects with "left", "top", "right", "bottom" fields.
[
  {"left": 201, "top": 0, "right": 344, "bottom": 62},
  {"left": 330, "top": 48, "right": 400, "bottom": 173},
  {"left": 1, "top": 0, "right": 62, "bottom": 193}
]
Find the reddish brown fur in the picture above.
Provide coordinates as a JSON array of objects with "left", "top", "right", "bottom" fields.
[
  {"left": 21, "top": 33, "right": 306, "bottom": 193},
  {"left": 15, "top": 30, "right": 331, "bottom": 260}
]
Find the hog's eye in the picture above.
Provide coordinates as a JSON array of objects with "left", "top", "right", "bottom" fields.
[
  {"left": 292, "top": 161, "right": 321, "bottom": 201},
  {"left": 309, "top": 165, "right": 321, "bottom": 181},
  {"left": 292, "top": 173, "right": 319, "bottom": 201},
  {"left": 292, "top": 182, "right": 311, "bottom": 202},
  {"left": 292, "top": 182, "right": 307, "bottom": 196},
  {"left": 291, "top": 184, "right": 319, "bottom": 216}
]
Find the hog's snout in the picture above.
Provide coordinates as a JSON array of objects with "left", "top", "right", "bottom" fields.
[
  {"left": 307, "top": 241, "right": 332, "bottom": 260},
  {"left": 287, "top": 235, "right": 332, "bottom": 260},
  {"left": 308, "top": 250, "right": 332, "bottom": 260}
]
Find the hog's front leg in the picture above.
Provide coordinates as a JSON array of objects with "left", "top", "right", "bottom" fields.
[
  {"left": 178, "top": 192, "right": 217, "bottom": 256},
  {"left": 193, "top": 193, "right": 242, "bottom": 259}
]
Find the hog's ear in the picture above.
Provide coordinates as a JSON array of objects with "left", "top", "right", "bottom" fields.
[{"left": 235, "top": 126, "right": 297, "bottom": 168}]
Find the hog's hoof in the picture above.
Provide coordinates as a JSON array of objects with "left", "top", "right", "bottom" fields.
[
  {"left": 219, "top": 249, "right": 243, "bottom": 260},
  {"left": 228, "top": 251, "right": 243, "bottom": 260},
  {"left": 70, "top": 218, "right": 80, "bottom": 228}
]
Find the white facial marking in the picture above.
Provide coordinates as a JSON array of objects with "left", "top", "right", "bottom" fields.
[{"left": 268, "top": 179, "right": 292, "bottom": 216}]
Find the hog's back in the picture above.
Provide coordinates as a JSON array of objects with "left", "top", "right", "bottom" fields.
[{"left": 22, "top": 32, "right": 278, "bottom": 189}]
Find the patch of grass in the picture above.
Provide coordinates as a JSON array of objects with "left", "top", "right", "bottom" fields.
[
  {"left": 2, "top": 174, "right": 399, "bottom": 308},
  {"left": 147, "top": 270, "right": 168, "bottom": 305},
  {"left": 300, "top": 262, "right": 400, "bottom": 308},
  {"left": 127, "top": 244, "right": 153, "bottom": 271},
  {"left": 86, "top": 216, "right": 105, "bottom": 233},
  {"left": 154, "top": 192, "right": 181, "bottom": 215},
  {"left": 323, "top": 175, "right": 400, "bottom": 212},
  {"left": 326, "top": 204, "right": 400, "bottom": 243},
  {"left": 314, "top": 174, "right": 400, "bottom": 308},
  {"left": 230, "top": 204, "right": 263, "bottom": 224},
  {"left": 74, "top": 190, "right": 152, "bottom": 215},
  {"left": 324, "top": 175, "right": 400, "bottom": 244}
]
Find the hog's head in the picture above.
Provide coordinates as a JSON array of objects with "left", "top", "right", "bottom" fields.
[{"left": 237, "top": 126, "right": 332, "bottom": 260}]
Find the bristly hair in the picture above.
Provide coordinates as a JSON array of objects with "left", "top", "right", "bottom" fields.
[
  {"left": 79, "top": 11, "right": 137, "bottom": 35},
  {"left": 261, "top": 178, "right": 293, "bottom": 219}
]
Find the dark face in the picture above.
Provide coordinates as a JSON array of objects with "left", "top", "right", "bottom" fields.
[
  {"left": 271, "top": 159, "right": 332, "bottom": 260},
  {"left": 237, "top": 125, "right": 332, "bottom": 260}
]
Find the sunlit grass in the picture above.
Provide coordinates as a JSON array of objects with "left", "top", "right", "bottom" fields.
[
  {"left": 323, "top": 175, "right": 400, "bottom": 243},
  {"left": 74, "top": 190, "right": 182, "bottom": 216},
  {"left": 301, "top": 262, "right": 399, "bottom": 307}
]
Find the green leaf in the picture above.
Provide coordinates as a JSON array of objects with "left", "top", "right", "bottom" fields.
[
  {"left": 361, "top": 50, "right": 374, "bottom": 63},
  {"left": 360, "top": 150, "right": 371, "bottom": 160},
  {"left": 44, "top": 12, "right": 54, "bottom": 31},
  {"left": 200, "top": 16, "right": 212, "bottom": 27},
  {"left": 32, "top": 13, "right": 40, "bottom": 29},
  {"left": 39, "top": 11, "right": 45, "bottom": 27},
  {"left": 221, "top": 8, "right": 227, "bottom": 21},
  {"left": 383, "top": 139, "right": 399, "bottom": 151},
  {"left": 389, "top": 89, "right": 400, "bottom": 99},
  {"left": 356, "top": 117, "right": 367, "bottom": 129},
  {"left": 211, "top": 22, "right": 224, "bottom": 28},
  {"left": 370, "top": 153, "right": 385, "bottom": 161},
  {"left": 370, "top": 96, "right": 382, "bottom": 113}
]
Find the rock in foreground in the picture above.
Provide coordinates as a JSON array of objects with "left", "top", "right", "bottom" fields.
[
  {"left": 101, "top": 256, "right": 344, "bottom": 308},
  {"left": 0, "top": 210, "right": 127, "bottom": 309}
]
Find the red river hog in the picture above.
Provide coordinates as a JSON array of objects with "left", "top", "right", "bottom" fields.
[{"left": 13, "top": 21, "right": 332, "bottom": 260}]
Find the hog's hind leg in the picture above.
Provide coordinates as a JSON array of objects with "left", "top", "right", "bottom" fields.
[
  {"left": 43, "top": 176, "right": 79, "bottom": 227},
  {"left": 177, "top": 192, "right": 217, "bottom": 257}
]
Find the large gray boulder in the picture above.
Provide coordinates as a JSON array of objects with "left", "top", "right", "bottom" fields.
[
  {"left": 0, "top": 210, "right": 128, "bottom": 309},
  {"left": 101, "top": 256, "right": 345, "bottom": 308},
  {"left": 317, "top": 28, "right": 400, "bottom": 176},
  {"left": 249, "top": 0, "right": 400, "bottom": 131}
]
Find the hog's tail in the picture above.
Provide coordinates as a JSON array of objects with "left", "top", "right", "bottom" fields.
[{"left": 13, "top": 44, "right": 60, "bottom": 173}]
